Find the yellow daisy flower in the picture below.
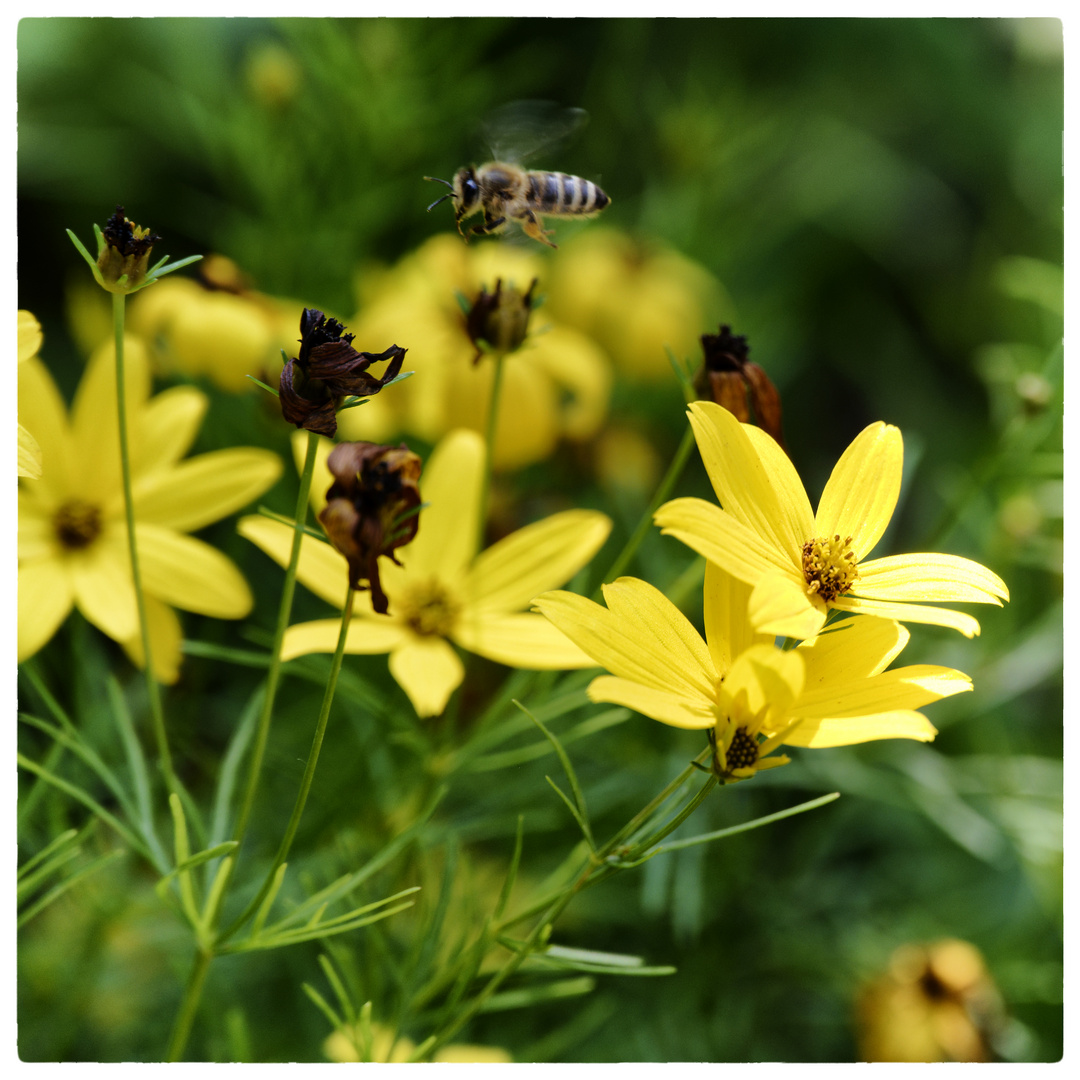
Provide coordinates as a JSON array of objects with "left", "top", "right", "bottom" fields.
[
  {"left": 18, "top": 311, "right": 44, "bottom": 480},
  {"left": 654, "top": 401, "right": 1009, "bottom": 640},
  {"left": 536, "top": 563, "right": 973, "bottom": 780},
  {"left": 325, "top": 1020, "right": 510, "bottom": 1063},
  {"left": 17, "top": 337, "right": 283, "bottom": 682},
  {"left": 239, "top": 429, "right": 611, "bottom": 717}
]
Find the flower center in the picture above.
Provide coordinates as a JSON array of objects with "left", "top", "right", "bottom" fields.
[
  {"left": 725, "top": 726, "right": 760, "bottom": 771},
  {"left": 801, "top": 534, "right": 858, "bottom": 602},
  {"left": 53, "top": 499, "right": 103, "bottom": 550},
  {"left": 399, "top": 579, "right": 461, "bottom": 638}
]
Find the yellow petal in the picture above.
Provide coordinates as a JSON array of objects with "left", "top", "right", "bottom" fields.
[
  {"left": 719, "top": 644, "right": 804, "bottom": 726},
  {"left": 138, "top": 386, "right": 208, "bottom": 476},
  {"left": 687, "top": 401, "right": 804, "bottom": 563},
  {"left": 587, "top": 675, "right": 714, "bottom": 730},
  {"left": 783, "top": 710, "right": 938, "bottom": 749},
  {"left": 389, "top": 635, "right": 465, "bottom": 717},
  {"left": 18, "top": 423, "right": 43, "bottom": 479},
  {"left": 17, "top": 557, "right": 74, "bottom": 661},
  {"left": 814, "top": 422, "right": 902, "bottom": 560},
  {"left": 743, "top": 423, "right": 815, "bottom": 543},
  {"left": 18, "top": 310, "right": 43, "bottom": 363},
  {"left": 132, "top": 448, "right": 283, "bottom": 531},
  {"left": 135, "top": 524, "right": 253, "bottom": 618},
  {"left": 282, "top": 617, "right": 407, "bottom": 660},
  {"left": 291, "top": 430, "right": 336, "bottom": 516},
  {"left": 18, "top": 491, "right": 58, "bottom": 561},
  {"left": 855, "top": 553, "right": 1009, "bottom": 604},
  {"left": 793, "top": 663, "right": 970, "bottom": 721},
  {"left": 526, "top": 324, "right": 612, "bottom": 440},
  {"left": 702, "top": 561, "right": 770, "bottom": 676},
  {"left": 453, "top": 611, "right": 600, "bottom": 669},
  {"left": 799, "top": 615, "right": 909, "bottom": 685},
  {"left": 832, "top": 595, "right": 982, "bottom": 638},
  {"left": 403, "top": 429, "right": 483, "bottom": 580},
  {"left": 748, "top": 572, "right": 826, "bottom": 640},
  {"left": 464, "top": 509, "right": 611, "bottom": 613},
  {"left": 120, "top": 594, "right": 184, "bottom": 684},
  {"left": 239, "top": 515, "right": 355, "bottom": 610},
  {"left": 70, "top": 531, "right": 139, "bottom": 642},
  {"left": 18, "top": 356, "right": 73, "bottom": 506},
  {"left": 654, "top": 496, "right": 796, "bottom": 583},
  {"left": 533, "top": 584, "right": 712, "bottom": 701}
]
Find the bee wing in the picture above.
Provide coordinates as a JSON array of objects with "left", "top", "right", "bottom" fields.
[{"left": 482, "top": 100, "right": 589, "bottom": 166}]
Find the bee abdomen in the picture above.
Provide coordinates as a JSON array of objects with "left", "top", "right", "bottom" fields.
[{"left": 529, "top": 171, "right": 610, "bottom": 215}]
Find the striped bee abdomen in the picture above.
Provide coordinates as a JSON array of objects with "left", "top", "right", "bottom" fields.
[{"left": 528, "top": 171, "right": 610, "bottom": 215}]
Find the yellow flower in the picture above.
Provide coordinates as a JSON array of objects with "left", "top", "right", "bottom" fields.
[
  {"left": 324, "top": 1021, "right": 510, "bottom": 1063},
  {"left": 543, "top": 227, "right": 731, "bottom": 379},
  {"left": 239, "top": 429, "right": 611, "bottom": 717},
  {"left": 18, "top": 311, "right": 44, "bottom": 479},
  {"left": 338, "top": 234, "right": 612, "bottom": 469},
  {"left": 18, "top": 338, "right": 282, "bottom": 682},
  {"left": 654, "top": 402, "right": 1009, "bottom": 640},
  {"left": 536, "top": 563, "right": 973, "bottom": 780}
]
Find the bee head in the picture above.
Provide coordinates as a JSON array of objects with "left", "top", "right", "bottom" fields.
[{"left": 452, "top": 166, "right": 480, "bottom": 216}]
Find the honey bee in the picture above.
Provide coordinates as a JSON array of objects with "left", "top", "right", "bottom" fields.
[{"left": 425, "top": 102, "right": 610, "bottom": 249}]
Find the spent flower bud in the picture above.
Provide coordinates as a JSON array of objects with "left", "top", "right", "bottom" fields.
[
  {"left": 694, "top": 324, "right": 786, "bottom": 450},
  {"left": 464, "top": 277, "right": 538, "bottom": 364},
  {"left": 318, "top": 441, "right": 422, "bottom": 614},
  {"left": 280, "top": 309, "right": 406, "bottom": 437}
]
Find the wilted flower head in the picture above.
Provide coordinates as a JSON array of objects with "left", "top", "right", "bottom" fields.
[
  {"left": 96, "top": 206, "right": 162, "bottom": 294},
  {"left": 464, "top": 277, "right": 538, "bottom": 363},
  {"left": 317, "top": 441, "right": 422, "bottom": 614},
  {"left": 694, "top": 324, "right": 786, "bottom": 449},
  {"left": 280, "top": 308, "right": 406, "bottom": 436}
]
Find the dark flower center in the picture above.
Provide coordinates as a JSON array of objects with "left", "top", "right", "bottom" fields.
[
  {"left": 725, "top": 726, "right": 760, "bottom": 771},
  {"left": 400, "top": 579, "right": 460, "bottom": 637},
  {"left": 802, "top": 534, "right": 858, "bottom": 602},
  {"left": 54, "top": 499, "right": 103, "bottom": 549}
]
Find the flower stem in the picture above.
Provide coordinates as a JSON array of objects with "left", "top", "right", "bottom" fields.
[
  {"left": 220, "top": 585, "right": 356, "bottom": 942},
  {"left": 477, "top": 353, "right": 506, "bottom": 546},
  {"left": 593, "top": 422, "right": 697, "bottom": 594},
  {"left": 166, "top": 947, "right": 212, "bottom": 1062},
  {"left": 112, "top": 293, "right": 178, "bottom": 797},
  {"left": 231, "top": 430, "right": 321, "bottom": 847}
]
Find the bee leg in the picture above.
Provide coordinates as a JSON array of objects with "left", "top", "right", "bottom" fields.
[
  {"left": 518, "top": 209, "right": 557, "bottom": 249},
  {"left": 470, "top": 212, "right": 507, "bottom": 239}
]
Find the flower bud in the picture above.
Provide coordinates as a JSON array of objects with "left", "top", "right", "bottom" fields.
[
  {"left": 318, "top": 441, "right": 422, "bottom": 614},
  {"left": 96, "top": 206, "right": 162, "bottom": 294},
  {"left": 694, "top": 324, "right": 786, "bottom": 449},
  {"left": 464, "top": 277, "right": 538, "bottom": 364},
  {"left": 280, "top": 308, "right": 407, "bottom": 436}
]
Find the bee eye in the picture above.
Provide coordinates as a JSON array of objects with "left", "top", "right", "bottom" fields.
[{"left": 464, "top": 178, "right": 479, "bottom": 197}]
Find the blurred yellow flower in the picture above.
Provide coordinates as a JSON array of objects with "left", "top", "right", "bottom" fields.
[
  {"left": 18, "top": 311, "right": 44, "bottom": 479},
  {"left": 655, "top": 402, "right": 1009, "bottom": 640},
  {"left": 240, "top": 428, "right": 610, "bottom": 717},
  {"left": 339, "top": 233, "right": 612, "bottom": 469},
  {"left": 536, "top": 563, "right": 972, "bottom": 780},
  {"left": 324, "top": 1020, "right": 510, "bottom": 1063},
  {"left": 544, "top": 227, "right": 730, "bottom": 379},
  {"left": 18, "top": 337, "right": 282, "bottom": 681}
]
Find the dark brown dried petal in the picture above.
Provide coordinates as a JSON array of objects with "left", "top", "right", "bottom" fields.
[
  {"left": 279, "top": 358, "right": 338, "bottom": 436},
  {"left": 464, "top": 278, "right": 537, "bottom": 364}
]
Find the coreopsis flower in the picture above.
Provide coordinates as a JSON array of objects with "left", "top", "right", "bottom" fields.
[
  {"left": 279, "top": 308, "right": 406, "bottom": 437},
  {"left": 318, "top": 441, "right": 422, "bottom": 614},
  {"left": 536, "top": 563, "right": 973, "bottom": 782},
  {"left": 856, "top": 939, "right": 1005, "bottom": 1062},
  {"left": 324, "top": 1021, "right": 510, "bottom": 1063},
  {"left": 17, "top": 338, "right": 282, "bottom": 682},
  {"left": 654, "top": 402, "right": 1009, "bottom": 640},
  {"left": 337, "top": 234, "right": 611, "bottom": 469},
  {"left": 693, "top": 324, "right": 786, "bottom": 448},
  {"left": 239, "top": 429, "right": 611, "bottom": 717},
  {"left": 18, "top": 310, "right": 44, "bottom": 479},
  {"left": 463, "top": 276, "right": 538, "bottom": 362}
]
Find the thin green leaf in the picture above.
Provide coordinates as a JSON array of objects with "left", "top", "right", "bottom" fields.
[
  {"left": 181, "top": 640, "right": 272, "bottom": 668},
  {"left": 302, "top": 982, "right": 344, "bottom": 1032},
  {"left": 209, "top": 687, "right": 263, "bottom": 848},
  {"left": 263, "top": 887, "right": 421, "bottom": 940},
  {"left": 545, "top": 776, "right": 594, "bottom": 848},
  {"left": 479, "top": 976, "right": 596, "bottom": 1014},
  {"left": 318, "top": 954, "right": 356, "bottom": 1026},
  {"left": 156, "top": 841, "right": 239, "bottom": 893},
  {"left": 17, "top": 828, "right": 78, "bottom": 881},
  {"left": 65, "top": 228, "right": 99, "bottom": 273},
  {"left": 256, "top": 506, "right": 326, "bottom": 542},
  {"left": 245, "top": 374, "right": 280, "bottom": 397},
  {"left": 252, "top": 862, "right": 289, "bottom": 938},
  {"left": 17, "top": 849, "right": 125, "bottom": 930},
  {"left": 494, "top": 816, "right": 524, "bottom": 921},
  {"left": 226, "top": 901, "right": 416, "bottom": 953},
  {"left": 168, "top": 793, "right": 200, "bottom": 927},
  {"left": 17, "top": 844, "right": 81, "bottom": 901},
  {"left": 469, "top": 708, "right": 629, "bottom": 772}
]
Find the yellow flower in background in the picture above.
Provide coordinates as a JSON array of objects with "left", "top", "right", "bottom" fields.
[
  {"left": 655, "top": 401, "right": 1009, "bottom": 640},
  {"left": 18, "top": 311, "right": 44, "bottom": 479},
  {"left": 536, "top": 563, "right": 972, "bottom": 779},
  {"left": 339, "top": 233, "right": 612, "bottom": 469},
  {"left": 324, "top": 1020, "right": 510, "bottom": 1063},
  {"left": 18, "top": 337, "right": 282, "bottom": 682},
  {"left": 543, "top": 227, "right": 731, "bottom": 379},
  {"left": 240, "top": 429, "right": 611, "bottom": 717}
]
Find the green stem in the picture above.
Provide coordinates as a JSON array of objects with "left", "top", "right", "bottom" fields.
[
  {"left": 113, "top": 294, "right": 177, "bottom": 797},
  {"left": 477, "top": 353, "right": 506, "bottom": 546},
  {"left": 593, "top": 423, "right": 697, "bottom": 595},
  {"left": 231, "top": 430, "right": 321, "bottom": 847},
  {"left": 166, "top": 947, "right": 213, "bottom": 1062},
  {"left": 220, "top": 585, "right": 356, "bottom": 941}
]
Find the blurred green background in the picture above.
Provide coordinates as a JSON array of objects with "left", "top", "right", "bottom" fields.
[{"left": 17, "top": 17, "right": 1062, "bottom": 1063}]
